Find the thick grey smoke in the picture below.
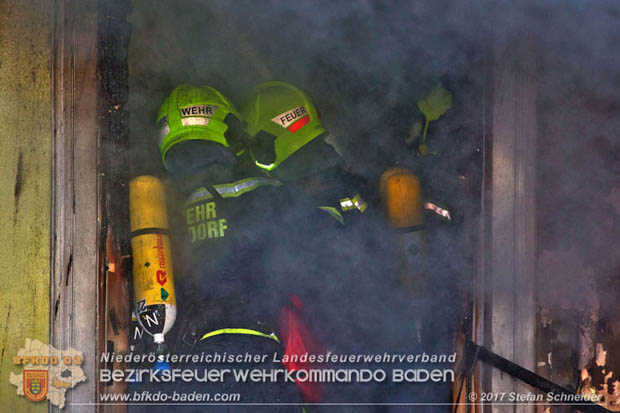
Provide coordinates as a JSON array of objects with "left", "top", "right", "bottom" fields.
[
  {"left": 127, "top": 0, "right": 489, "bottom": 176},
  {"left": 123, "top": 0, "right": 620, "bottom": 405}
]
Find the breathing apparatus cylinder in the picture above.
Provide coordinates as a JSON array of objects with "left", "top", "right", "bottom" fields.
[
  {"left": 129, "top": 175, "right": 177, "bottom": 369},
  {"left": 380, "top": 167, "right": 427, "bottom": 297}
]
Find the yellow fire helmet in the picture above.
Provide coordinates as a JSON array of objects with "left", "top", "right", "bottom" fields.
[
  {"left": 156, "top": 84, "right": 246, "bottom": 174},
  {"left": 240, "top": 81, "right": 327, "bottom": 171}
]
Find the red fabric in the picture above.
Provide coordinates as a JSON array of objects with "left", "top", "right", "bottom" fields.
[
  {"left": 287, "top": 115, "right": 310, "bottom": 133},
  {"left": 279, "top": 294, "right": 324, "bottom": 403}
]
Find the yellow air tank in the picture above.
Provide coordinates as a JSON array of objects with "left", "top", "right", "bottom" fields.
[
  {"left": 380, "top": 168, "right": 427, "bottom": 296},
  {"left": 129, "top": 176, "right": 176, "bottom": 368}
]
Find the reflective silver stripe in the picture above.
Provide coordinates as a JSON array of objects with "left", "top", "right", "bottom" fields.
[
  {"left": 157, "top": 116, "right": 170, "bottom": 145},
  {"left": 214, "top": 179, "right": 264, "bottom": 196},
  {"left": 186, "top": 177, "right": 281, "bottom": 204},
  {"left": 158, "top": 124, "right": 171, "bottom": 145},
  {"left": 181, "top": 117, "right": 211, "bottom": 127},
  {"left": 352, "top": 193, "right": 367, "bottom": 213},
  {"left": 424, "top": 202, "right": 451, "bottom": 221},
  {"left": 187, "top": 187, "right": 212, "bottom": 203},
  {"left": 340, "top": 197, "right": 354, "bottom": 211},
  {"left": 340, "top": 194, "right": 367, "bottom": 213}
]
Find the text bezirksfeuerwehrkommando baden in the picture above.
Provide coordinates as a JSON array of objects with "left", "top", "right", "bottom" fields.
[{"left": 101, "top": 367, "right": 455, "bottom": 384}]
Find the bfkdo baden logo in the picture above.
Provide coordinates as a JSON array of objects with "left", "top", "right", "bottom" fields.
[
  {"left": 23, "top": 370, "right": 49, "bottom": 402},
  {"left": 10, "top": 338, "right": 86, "bottom": 409}
]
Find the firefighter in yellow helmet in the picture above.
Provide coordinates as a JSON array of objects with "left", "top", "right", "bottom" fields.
[
  {"left": 241, "top": 81, "right": 450, "bottom": 302},
  {"left": 241, "top": 81, "right": 370, "bottom": 222},
  {"left": 130, "top": 83, "right": 300, "bottom": 412},
  {"left": 240, "top": 81, "right": 453, "bottom": 406},
  {"left": 241, "top": 81, "right": 394, "bottom": 404}
]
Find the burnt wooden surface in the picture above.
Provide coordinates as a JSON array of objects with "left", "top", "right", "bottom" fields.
[
  {"left": 51, "top": 0, "right": 100, "bottom": 411},
  {"left": 477, "top": 37, "right": 539, "bottom": 413},
  {"left": 98, "top": 0, "right": 132, "bottom": 412},
  {"left": 536, "top": 87, "right": 620, "bottom": 412}
]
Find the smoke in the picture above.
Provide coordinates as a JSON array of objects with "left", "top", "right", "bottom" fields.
[
  {"left": 121, "top": 0, "right": 620, "bottom": 405},
  {"left": 127, "top": 0, "right": 491, "bottom": 176},
  {"left": 529, "top": 1, "right": 620, "bottom": 318}
]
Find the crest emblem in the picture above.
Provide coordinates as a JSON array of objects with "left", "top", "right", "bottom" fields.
[{"left": 23, "top": 370, "right": 48, "bottom": 402}]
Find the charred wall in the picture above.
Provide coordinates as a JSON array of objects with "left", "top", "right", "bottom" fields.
[
  {"left": 531, "top": 3, "right": 620, "bottom": 410},
  {"left": 97, "top": 0, "right": 133, "bottom": 406}
]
